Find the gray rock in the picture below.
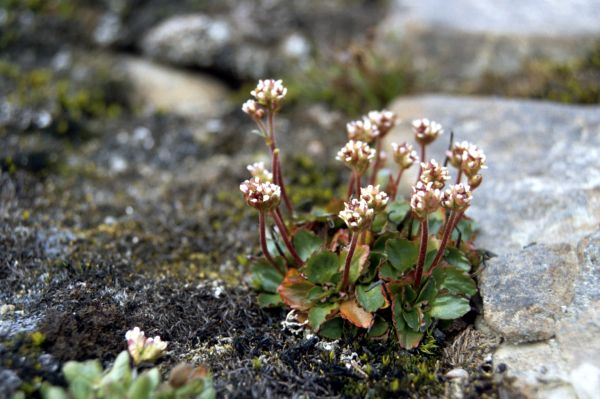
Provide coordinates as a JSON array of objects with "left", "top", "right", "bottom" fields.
[
  {"left": 387, "top": 95, "right": 600, "bottom": 396},
  {"left": 119, "top": 57, "right": 231, "bottom": 119},
  {"left": 0, "top": 368, "right": 21, "bottom": 399},
  {"left": 375, "top": 0, "right": 600, "bottom": 87}
]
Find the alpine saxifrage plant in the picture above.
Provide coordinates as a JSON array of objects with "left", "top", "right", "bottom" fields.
[{"left": 240, "top": 79, "right": 487, "bottom": 348}]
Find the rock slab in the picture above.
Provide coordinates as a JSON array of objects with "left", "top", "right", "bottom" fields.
[{"left": 387, "top": 95, "right": 600, "bottom": 397}]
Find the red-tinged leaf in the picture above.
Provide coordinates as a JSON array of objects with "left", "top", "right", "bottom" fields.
[
  {"left": 339, "top": 298, "right": 374, "bottom": 329},
  {"left": 339, "top": 245, "right": 370, "bottom": 286},
  {"left": 277, "top": 269, "right": 316, "bottom": 311},
  {"left": 329, "top": 229, "right": 350, "bottom": 251}
]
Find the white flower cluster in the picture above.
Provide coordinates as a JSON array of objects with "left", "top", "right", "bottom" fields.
[
  {"left": 247, "top": 162, "right": 273, "bottom": 182},
  {"left": 336, "top": 140, "right": 376, "bottom": 174},
  {"left": 125, "top": 327, "right": 168, "bottom": 365},
  {"left": 240, "top": 177, "right": 281, "bottom": 211},
  {"left": 346, "top": 117, "right": 380, "bottom": 143},
  {"left": 391, "top": 142, "right": 418, "bottom": 170},
  {"left": 242, "top": 99, "right": 265, "bottom": 120},
  {"left": 338, "top": 198, "right": 374, "bottom": 232},
  {"left": 250, "top": 79, "right": 287, "bottom": 108},
  {"left": 360, "top": 185, "right": 389, "bottom": 212},
  {"left": 419, "top": 159, "right": 450, "bottom": 189},
  {"left": 447, "top": 141, "right": 487, "bottom": 177},
  {"left": 410, "top": 182, "right": 442, "bottom": 219},
  {"left": 367, "top": 110, "right": 397, "bottom": 137},
  {"left": 412, "top": 118, "right": 443, "bottom": 145},
  {"left": 441, "top": 183, "right": 472, "bottom": 211}
]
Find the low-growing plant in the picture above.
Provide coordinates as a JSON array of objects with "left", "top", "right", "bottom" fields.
[
  {"left": 241, "top": 79, "right": 487, "bottom": 348},
  {"left": 18, "top": 328, "right": 215, "bottom": 399}
]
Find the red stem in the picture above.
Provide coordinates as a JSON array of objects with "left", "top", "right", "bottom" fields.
[
  {"left": 391, "top": 169, "right": 404, "bottom": 201},
  {"left": 267, "top": 108, "right": 293, "bottom": 215},
  {"left": 271, "top": 209, "right": 303, "bottom": 265},
  {"left": 429, "top": 211, "right": 457, "bottom": 270},
  {"left": 355, "top": 172, "right": 362, "bottom": 197},
  {"left": 259, "top": 211, "right": 278, "bottom": 269},
  {"left": 414, "top": 218, "right": 429, "bottom": 288},
  {"left": 369, "top": 138, "right": 382, "bottom": 185},
  {"left": 341, "top": 232, "right": 359, "bottom": 293},
  {"left": 347, "top": 172, "right": 355, "bottom": 200},
  {"left": 416, "top": 143, "right": 426, "bottom": 183},
  {"left": 456, "top": 169, "right": 463, "bottom": 184}
]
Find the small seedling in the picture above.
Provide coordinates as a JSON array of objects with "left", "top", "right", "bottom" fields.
[{"left": 241, "top": 79, "right": 487, "bottom": 348}]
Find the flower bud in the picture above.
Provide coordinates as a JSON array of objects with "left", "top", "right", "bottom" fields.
[
  {"left": 468, "top": 174, "right": 483, "bottom": 189},
  {"left": 461, "top": 144, "right": 487, "bottom": 177},
  {"left": 410, "top": 182, "right": 441, "bottom": 219},
  {"left": 413, "top": 118, "right": 443, "bottom": 145},
  {"left": 336, "top": 140, "right": 376, "bottom": 174},
  {"left": 240, "top": 177, "right": 281, "bottom": 211},
  {"left": 441, "top": 184, "right": 472, "bottom": 211},
  {"left": 247, "top": 162, "right": 273, "bottom": 182},
  {"left": 125, "top": 327, "right": 168, "bottom": 365},
  {"left": 346, "top": 117, "right": 379, "bottom": 143},
  {"left": 446, "top": 141, "right": 471, "bottom": 169},
  {"left": 367, "top": 110, "right": 397, "bottom": 138},
  {"left": 339, "top": 198, "right": 374, "bottom": 232},
  {"left": 250, "top": 79, "right": 287, "bottom": 108},
  {"left": 391, "top": 142, "right": 418, "bottom": 170},
  {"left": 419, "top": 159, "right": 450, "bottom": 189},
  {"left": 242, "top": 99, "right": 265, "bottom": 120},
  {"left": 360, "top": 185, "right": 389, "bottom": 212}
]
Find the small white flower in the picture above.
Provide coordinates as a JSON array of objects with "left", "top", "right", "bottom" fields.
[
  {"left": 336, "top": 140, "right": 376, "bottom": 174},
  {"left": 461, "top": 144, "right": 487, "bottom": 177},
  {"left": 391, "top": 142, "right": 418, "bottom": 170},
  {"left": 246, "top": 162, "right": 273, "bottom": 182},
  {"left": 338, "top": 198, "right": 374, "bottom": 232},
  {"left": 242, "top": 99, "right": 265, "bottom": 120},
  {"left": 240, "top": 177, "right": 281, "bottom": 211},
  {"left": 125, "top": 327, "right": 168, "bottom": 365},
  {"left": 360, "top": 185, "right": 389, "bottom": 212},
  {"left": 367, "top": 110, "right": 397, "bottom": 137},
  {"left": 346, "top": 117, "right": 380, "bottom": 143},
  {"left": 410, "top": 182, "right": 441, "bottom": 219},
  {"left": 250, "top": 79, "right": 287, "bottom": 108},
  {"left": 412, "top": 118, "right": 443, "bottom": 145},
  {"left": 441, "top": 184, "right": 472, "bottom": 211},
  {"left": 419, "top": 159, "right": 450, "bottom": 189}
]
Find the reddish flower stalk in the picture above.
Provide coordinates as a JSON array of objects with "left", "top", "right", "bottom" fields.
[
  {"left": 391, "top": 169, "right": 404, "bottom": 201},
  {"left": 417, "top": 143, "right": 426, "bottom": 182},
  {"left": 271, "top": 208, "right": 303, "bottom": 265},
  {"left": 267, "top": 109, "right": 293, "bottom": 214},
  {"left": 455, "top": 169, "right": 463, "bottom": 184},
  {"left": 340, "top": 232, "right": 359, "bottom": 293},
  {"left": 414, "top": 218, "right": 429, "bottom": 288},
  {"left": 355, "top": 173, "right": 362, "bottom": 198},
  {"left": 346, "top": 172, "right": 355, "bottom": 199},
  {"left": 369, "top": 138, "right": 383, "bottom": 184},
  {"left": 258, "top": 211, "right": 278, "bottom": 269},
  {"left": 429, "top": 211, "right": 459, "bottom": 270}
]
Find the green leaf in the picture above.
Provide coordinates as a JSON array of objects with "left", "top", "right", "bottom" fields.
[
  {"left": 303, "top": 250, "right": 339, "bottom": 285},
  {"left": 356, "top": 284, "right": 386, "bottom": 312},
  {"left": 379, "top": 261, "right": 399, "bottom": 280},
  {"left": 391, "top": 294, "right": 423, "bottom": 348},
  {"left": 402, "top": 308, "right": 420, "bottom": 330},
  {"left": 430, "top": 295, "right": 471, "bottom": 320},
  {"left": 385, "top": 239, "right": 418, "bottom": 273},
  {"left": 338, "top": 245, "right": 370, "bottom": 286},
  {"left": 257, "top": 292, "right": 283, "bottom": 308},
  {"left": 403, "top": 285, "right": 417, "bottom": 303},
  {"left": 371, "top": 212, "right": 388, "bottom": 233},
  {"left": 251, "top": 259, "right": 285, "bottom": 293},
  {"left": 308, "top": 302, "right": 339, "bottom": 330},
  {"left": 424, "top": 249, "right": 438, "bottom": 271},
  {"left": 416, "top": 277, "right": 437, "bottom": 303},
  {"left": 372, "top": 233, "right": 395, "bottom": 253},
  {"left": 41, "top": 386, "right": 69, "bottom": 399},
  {"left": 387, "top": 200, "right": 410, "bottom": 224},
  {"left": 434, "top": 267, "right": 477, "bottom": 296},
  {"left": 396, "top": 329, "right": 424, "bottom": 349},
  {"left": 277, "top": 269, "right": 316, "bottom": 311},
  {"left": 453, "top": 218, "right": 477, "bottom": 241},
  {"left": 63, "top": 359, "right": 102, "bottom": 386},
  {"left": 319, "top": 317, "right": 344, "bottom": 340},
  {"left": 127, "top": 373, "right": 155, "bottom": 399},
  {"left": 368, "top": 316, "right": 389, "bottom": 338},
  {"left": 100, "top": 351, "right": 131, "bottom": 385},
  {"left": 444, "top": 247, "right": 471, "bottom": 272},
  {"left": 293, "top": 230, "right": 323, "bottom": 262}
]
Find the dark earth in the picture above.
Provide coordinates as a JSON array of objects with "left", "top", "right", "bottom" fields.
[{"left": 3, "top": 1, "right": 598, "bottom": 398}]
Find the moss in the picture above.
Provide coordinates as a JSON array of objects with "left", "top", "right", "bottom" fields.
[{"left": 474, "top": 41, "right": 600, "bottom": 104}]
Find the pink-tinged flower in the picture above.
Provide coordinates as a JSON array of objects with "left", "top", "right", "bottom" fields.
[
  {"left": 410, "top": 182, "right": 441, "bottom": 219},
  {"left": 412, "top": 118, "right": 443, "bottom": 145},
  {"left": 346, "top": 117, "right": 380, "bottom": 143},
  {"left": 461, "top": 144, "right": 487, "bottom": 177},
  {"left": 441, "top": 184, "right": 472, "bottom": 211},
  {"left": 240, "top": 177, "right": 281, "bottom": 211},
  {"left": 336, "top": 140, "right": 376, "bottom": 174},
  {"left": 125, "top": 327, "right": 168, "bottom": 365},
  {"left": 419, "top": 159, "right": 450, "bottom": 189},
  {"left": 360, "top": 185, "right": 389, "bottom": 212},
  {"left": 446, "top": 141, "right": 471, "bottom": 169},
  {"left": 246, "top": 162, "right": 273, "bottom": 182},
  {"left": 242, "top": 99, "right": 265, "bottom": 120},
  {"left": 250, "top": 79, "right": 287, "bottom": 108},
  {"left": 391, "top": 142, "right": 418, "bottom": 170},
  {"left": 367, "top": 110, "right": 397, "bottom": 137},
  {"left": 339, "top": 198, "right": 374, "bottom": 232}
]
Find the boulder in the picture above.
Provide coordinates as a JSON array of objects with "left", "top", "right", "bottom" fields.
[
  {"left": 375, "top": 0, "right": 600, "bottom": 87},
  {"left": 387, "top": 95, "right": 600, "bottom": 397}
]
